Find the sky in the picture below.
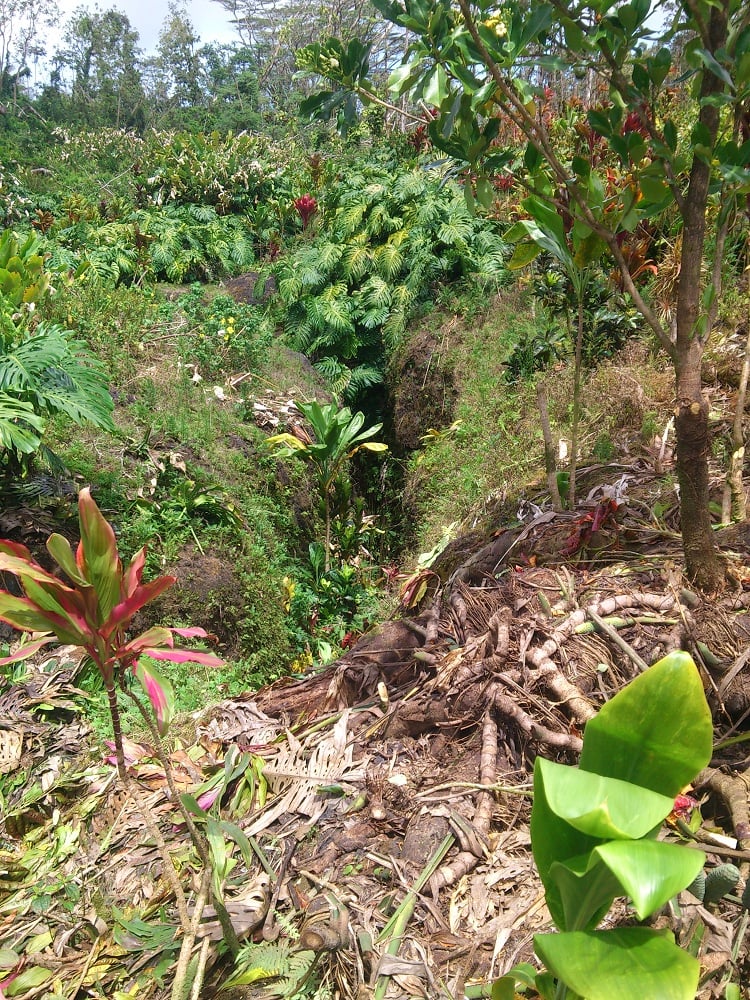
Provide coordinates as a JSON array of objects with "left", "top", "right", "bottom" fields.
[{"left": 52, "top": 0, "right": 239, "bottom": 55}]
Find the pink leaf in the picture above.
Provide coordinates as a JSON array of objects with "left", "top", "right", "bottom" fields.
[
  {"left": 142, "top": 647, "right": 224, "bottom": 667},
  {"left": 116, "top": 626, "right": 176, "bottom": 658},
  {"left": 131, "top": 658, "right": 175, "bottom": 735},
  {"left": 170, "top": 626, "right": 212, "bottom": 639},
  {"left": 122, "top": 547, "right": 147, "bottom": 598},
  {"left": 197, "top": 787, "right": 221, "bottom": 811},
  {"left": 0, "top": 636, "right": 56, "bottom": 665}
]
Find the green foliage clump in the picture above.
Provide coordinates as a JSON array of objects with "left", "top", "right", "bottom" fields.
[
  {"left": 0, "top": 230, "right": 114, "bottom": 471},
  {"left": 276, "top": 164, "right": 509, "bottom": 401}
]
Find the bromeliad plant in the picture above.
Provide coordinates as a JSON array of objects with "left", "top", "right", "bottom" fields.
[
  {"left": 0, "top": 486, "right": 222, "bottom": 780},
  {"left": 495, "top": 651, "right": 713, "bottom": 1000}
]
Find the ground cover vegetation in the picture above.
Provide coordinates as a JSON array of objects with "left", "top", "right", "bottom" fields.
[{"left": 0, "top": 0, "right": 750, "bottom": 996}]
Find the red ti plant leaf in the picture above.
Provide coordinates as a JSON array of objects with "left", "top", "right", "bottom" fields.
[
  {"left": 0, "top": 592, "right": 77, "bottom": 640},
  {"left": 142, "top": 646, "right": 224, "bottom": 667},
  {"left": 0, "top": 635, "right": 56, "bottom": 665},
  {"left": 76, "top": 487, "right": 122, "bottom": 623},
  {"left": 132, "top": 657, "right": 175, "bottom": 735},
  {"left": 122, "top": 547, "right": 147, "bottom": 599}
]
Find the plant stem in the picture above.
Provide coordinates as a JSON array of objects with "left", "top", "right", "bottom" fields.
[{"left": 124, "top": 685, "right": 241, "bottom": 957}]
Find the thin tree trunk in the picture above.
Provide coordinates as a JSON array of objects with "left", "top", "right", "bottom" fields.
[
  {"left": 671, "top": 0, "right": 729, "bottom": 590},
  {"left": 568, "top": 295, "right": 584, "bottom": 508},
  {"left": 674, "top": 342, "right": 725, "bottom": 589},
  {"left": 722, "top": 326, "right": 750, "bottom": 523},
  {"left": 537, "top": 380, "right": 562, "bottom": 511}
]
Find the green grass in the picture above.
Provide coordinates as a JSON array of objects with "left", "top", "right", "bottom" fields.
[{"left": 405, "top": 290, "right": 545, "bottom": 551}]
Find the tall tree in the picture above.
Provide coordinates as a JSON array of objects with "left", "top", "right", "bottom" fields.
[
  {"left": 0, "top": 0, "right": 56, "bottom": 108},
  {"left": 56, "top": 6, "right": 145, "bottom": 128},
  {"left": 154, "top": 2, "right": 202, "bottom": 116},
  {"left": 210, "top": 0, "right": 399, "bottom": 107},
  {"left": 302, "top": 0, "right": 750, "bottom": 590}
]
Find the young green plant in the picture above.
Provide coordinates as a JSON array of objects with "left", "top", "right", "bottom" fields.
[
  {"left": 267, "top": 400, "right": 387, "bottom": 571},
  {"left": 494, "top": 651, "right": 713, "bottom": 1000}
]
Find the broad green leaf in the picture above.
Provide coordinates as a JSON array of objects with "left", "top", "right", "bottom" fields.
[
  {"left": 579, "top": 652, "right": 712, "bottom": 796},
  {"left": 77, "top": 487, "right": 122, "bottom": 623},
  {"left": 508, "top": 241, "right": 542, "bottom": 269},
  {"left": 6, "top": 966, "right": 53, "bottom": 996},
  {"left": 537, "top": 757, "right": 675, "bottom": 839},
  {"left": 476, "top": 176, "right": 495, "bottom": 210},
  {"left": 639, "top": 174, "right": 669, "bottom": 204},
  {"left": 534, "top": 927, "right": 700, "bottom": 1000},
  {"left": 531, "top": 759, "right": 605, "bottom": 928},
  {"left": 594, "top": 840, "right": 705, "bottom": 919},
  {"left": 423, "top": 64, "right": 448, "bottom": 107},
  {"left": 521, "top": 196, "right": 568, "bottom": 252},
  {"left": 549, "top": 855, "right": 621, "bottom": 931},
  {"left": 46, "top": 533, "right": 90, "bottom": 587}
]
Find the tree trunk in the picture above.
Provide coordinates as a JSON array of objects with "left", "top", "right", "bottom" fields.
[
  {"left": 671, "top": 1, "right": 729, "bottom": 591},
  {"left": 674, "top": 341, "right": 724, "bottom": 590}
]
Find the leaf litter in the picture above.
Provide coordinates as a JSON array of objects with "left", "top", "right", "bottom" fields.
[{"left": 2, "top": 465, "right": 750, "bottom": 998}]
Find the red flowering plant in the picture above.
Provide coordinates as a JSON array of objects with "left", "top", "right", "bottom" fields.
[
  {"left": 0, "top": 487, "right": 222, "bottom": 779},
  {"left": 294, "top": 193, "right": 318, "bottom": 230}
]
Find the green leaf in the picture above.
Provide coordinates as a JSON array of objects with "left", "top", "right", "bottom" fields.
[
  {"left": 476, "top": 176, "right": 495, "bottom": 210},
  {"left": 507, "top": 241, "right": 542, "bottom": 269},
  {"left": 534, "top": 927, "right": 700, "bottom": 1000},
  {"left": 537, "top": 757, "right": 675, "bottom": 839},
  {"left": 594, "top": 840, "right": 706, "bottom": 919},
  {"left": 423, "top": 64, "right": 448, "bottom": 108},
  {"left": 46, "top": 533, "right": 90, "bottom": 587},
  {"left": 579, "top": 652, "right": 713, "bottom": 796},
  {"left": 549, "top": 854, "right": 621, "bottom": 931}
]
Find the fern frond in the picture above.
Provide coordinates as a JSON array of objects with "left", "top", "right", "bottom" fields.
[
  {"left": 0, "top": 325, "right": 114, "bottom": 435},
  {"left": 392, "top": 171, "right": 427, "bottom": 202},
  {"left": 307, "top": 283, "right": 355, "bottom": 336},
  {"left": 278, "top": 269, "right": 303, "bottom": 303},
  {"left": 187, "top": 203, "right": 219, "bottom": 223},
  {"left": 343, "top": 363, "right": 384, "bottom": 401},
  {"left": 359, "top": 275, "right": 392, "bottom": 310},
  {"left": 438, "top": 216, "right": 473, "bottom": 250},
  {"left": 0, "top": 392, "right": 43, "bottom": 455},
  {"left": 316, "top": 241, "right": 344, "bottom": 275},
  {"left": 366, "top": 202, "right": 402, "bottom": 236}
]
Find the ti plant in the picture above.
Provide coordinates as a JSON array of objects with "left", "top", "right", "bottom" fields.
[
  {"left": 0, "top": 486, "right": 222, "bottom": 779},
  {"left": 267, "top": 400, "right": 387, "bottom": 571},
  {"left": 495, "top": 651, "right": 713, "bottom": 1000},
  {"left": 0, "top": 488, "right": 240, "bottom": 998}
]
